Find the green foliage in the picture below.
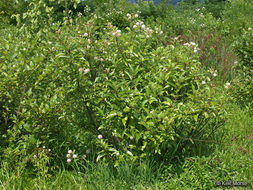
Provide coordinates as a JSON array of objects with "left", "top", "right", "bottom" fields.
[
  {"left": 230, "top": 28, "right": 253, "bottom": 108},
  {"left": 1, "top": 0, "right": 252, "bottom": 185},
  {"left": 222, "top": 0, "right": 253, "bottom": 35},
  {"left": 204, "top": 0, "right": 226, "bottom": 18},
  {"left": 0, "top": 0, "right": 227, "bottom": 174},
  {"left": 0, "top": 0, "right": 29, "bottom": 25}
]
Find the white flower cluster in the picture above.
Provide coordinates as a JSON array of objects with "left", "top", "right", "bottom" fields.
[
  {"left": 94, "top": 56, "right": 104, "bottom": 62},
  {"left": 225, "top": 82, "right": 230, "bottom": 89},
  {"left": 127, "top": 13, "right": 138, "bottom": 20},
  {"left": 112, "top": 30, "right": 121, "bottom": 37},
  {"left": 66, "top": 150, "right": 78, "bottom": 163},
  {"left": 183, "top": 42, "right": 200, "bottom": 53},
  {"left": 79, "top": 68, "right": 90, "bottom": 74},
  {"left": 98, "top": 134, "right": 103, "bottom": 139}
]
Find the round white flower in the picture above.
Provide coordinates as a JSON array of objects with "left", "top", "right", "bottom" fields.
[
  {"left": 86, "top": 149, "right": 90, "bottom": 154},
  {"left": 146, "top": 35, "right": 150, "bottom": 38},
  {"left": 126, "top": 13, "right": 131, "bottom": 17},
  {"left": 82, "top": 155, "right": 86, "bottom": 159},
  {"left": 84, "top": 33, "right": 88, "bottom": 37},
  {"left": 160, "top": 31, "right": 163, "bottom": 34},
  {"left": 33, "top": 155, "right": 37, "bottom": 159},
  {"left": 202, "top": 81, "right": 206, "bottom": 84},
  {"left": 84, "top": 69, "right": 90, "bottom": 73},
  {"left": 213, "top": 73, "right": 217, "bottom": 77},
  {"left": 135, "top": 14, "right": 138, "bottom": 18},
  {"left": 73, "top": 154, "right": 78, "bottom": 159},
  {"left": 67, "top": 154, "right": 71, "bottom": 158},
  {"left": 67, "top": 158, "right": 71, "bottom": 163},
  {"left": 68, "top": 150, "right": 73, "bottom": 154},
  {"left": 141, "top": 24, "right": 145, "bottom": 29},
  {"left": 133, "top": 25, "right": 137, "bottom": 29},
  {"left": 248, "top": 28, "right": 252, "bottom": 31},
  {"left": 87, "top": 45, "right": 91, "bottom": 49},
  {"left": 48, "top": 41, "right": 52, "bottom": 45},
  {"left": 98, "top": 134, "right": 103, "bottom": 139},
  {"left": 115, "top": 30, "right": 121, "bottom": 37},
  {"left": 116, "top": 152, "right": 120, "bottom": 156},
  {"left": 43, "top": 146, "right": 46, "bottom": 149}
]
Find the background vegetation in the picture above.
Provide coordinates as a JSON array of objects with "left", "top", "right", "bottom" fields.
[{"left": 0, "top": 0, "right": 252, "bottom": 189}]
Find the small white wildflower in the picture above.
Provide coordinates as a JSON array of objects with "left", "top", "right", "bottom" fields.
[
  {"left": 116, "top": 152, "right": 120, "bottom": 156},
  {"left": 87, "top": 39, "right": 91, "bottom": 44},
  {"left": 78, "top": 31, "right": 81, "bottom": 34},
  {"left": 33, "top": 155, "right": 37, "bottom": 159},
  {"left": 67, "top": 158, "right": 71, "bottom": 163},
  {"left": 86, "top": 149, "right": 90, "bottom": 154},
  {"left": 68, "top": 150, "right": 73, "bottom": 154},
  {"left": 194, "top": 48, "right": 198, "bottom": 53},
  {"left": 73, "top": 154, "right": 78, "bottom": 159},
  {"left": 48, "top": 149, "right": 51, "bottom": 152},
  {"left": 84, "top": 68, "right": 90, "bottom": 73},
  {"left": 79, "top": 68, "right": 84, "bottom": 72},
  {"left": 136, "top": 21, "right": 140, "bottom": 26},
  {"left": 146, "top": 35, "right": 150, "bottom": 38},
  {"left": 115, "top": 30, "right": 121, "bottom": 37},
  {"left": 202, "top": 81, "right": 206, "bottom": 84},
  {"left": 126, "top": 13, "right": 131, "bottom": 17},
  {"left": 48, "top": 41, "right": 52, "bottom": 45},
  {"left": 67, "top": 154, "right": 71, "bottom": 158},
  {"left": 190, "top": 42, "right": 196, "bottom": 46},
  {"left": 160, "top": 31, "right": 163, "bottom": 35},
  {"left": 43, "top": 146, "right": 45, "bottom": 149},
  {"left": 100, "top": 58, "right": 104, "bottom": 61},
  {"left": 23, "top": 48, "right": 26, "bottom": 51},
  {"left": 226, "top": 82, "right": 230, "bottom": 86},
  {"left": 84, "top": 33, "right": 88, "bottom": 37},
  {"left": 141, "top": 24, "right": 145, "bottom": 29},
  {"left": 135, "top": 14, "right": 138, "bottom": 18},
  {"left": 98, "top": 134, "right": 103, "bottom": 139},
  {"left": 196, "top": 8, "right": 200, "bottom": 12},
  {"left": 130, "top": 136, "right": 133, "bottom": 140},
  {"left": 133, "top": 25, "right": 137, "bottom": 29},
  {"left": 248, "top": 28, "right": 252, "bottom": 31},
  {"left": 213, "top": 73, "right": 217, "bottom": 77},
  {"left": 82, "top": 154, "right": 86, "bottom": 159},
  {"left": 87, "top": 45, "right": 91, "bottom": 49}
]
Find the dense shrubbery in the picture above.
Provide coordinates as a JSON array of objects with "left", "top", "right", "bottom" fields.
[
  {"left": 0, "top": 0, "right": 252, "bottom": 180},
  {"left": 229, "top": 28, "right": 253, "bottom": 108}
]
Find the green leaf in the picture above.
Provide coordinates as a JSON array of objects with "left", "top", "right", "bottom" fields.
[{"left": 24, "top": 123, "right": 32, "bottom": 133}]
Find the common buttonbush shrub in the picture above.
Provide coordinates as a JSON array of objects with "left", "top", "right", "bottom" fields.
[{"left": 0, "top": 0, "right": 226, "bottom": 173}]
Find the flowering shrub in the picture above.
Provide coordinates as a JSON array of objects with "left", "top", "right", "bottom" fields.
[{"left": 0, "top": 0, "right": 227, "bottom": 173}]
